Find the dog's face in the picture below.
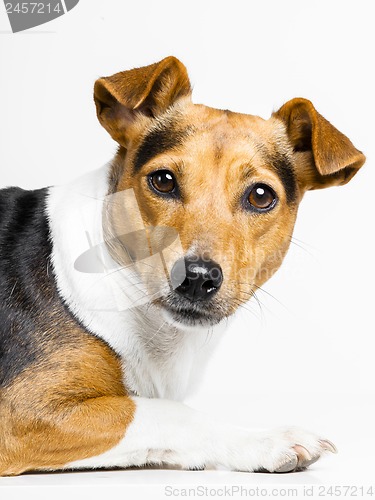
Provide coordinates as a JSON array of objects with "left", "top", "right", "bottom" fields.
[{"left": 95, "top": 57, "right": 365, "bottom": 327}]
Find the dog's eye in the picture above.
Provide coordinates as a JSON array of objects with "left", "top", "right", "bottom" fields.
[
  {"left": 149, "top": 170, "right": 176, "bottom": 194},
  {"left": 247, "top": 184, "right": 277, "bottom": 211}
]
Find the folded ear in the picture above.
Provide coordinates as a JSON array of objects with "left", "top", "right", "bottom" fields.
[
  {"left": 94, "top": 56, "right": 191, "bottom": 145},
  {"left": 273, "top": 98, "right": 365, "bottom": 190}
]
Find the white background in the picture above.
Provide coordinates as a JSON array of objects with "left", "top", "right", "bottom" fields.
[{"left": 1, "top": 1, "right": 374, "bottom": 497}]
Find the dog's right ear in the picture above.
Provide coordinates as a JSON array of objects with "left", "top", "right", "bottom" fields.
[
  {"left": 94, "top": 56, "right": 191, "bottom": 145},
  {"left": 273, "top": 98, "right": 365, "bottom": 190}
]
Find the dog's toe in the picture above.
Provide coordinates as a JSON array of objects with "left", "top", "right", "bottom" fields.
[
  {"left": 296, "top": 455, "right": 320, "bottom": 470},
  {"left": 253, "top": 427, "right": 337, "bottom": 474},
  {"left": 274, "top": 454, "right": 298, "bottom": 473}
]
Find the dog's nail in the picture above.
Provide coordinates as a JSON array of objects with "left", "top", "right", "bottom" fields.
[
  {"left": 275, "top": 454, "right": 298, "bottom": 473},
  {"left": 319, "top": 439, "right": 338, "bottom": 454},
  {"left": 293, "top": 444, "right": 312, "bottom": 461}
]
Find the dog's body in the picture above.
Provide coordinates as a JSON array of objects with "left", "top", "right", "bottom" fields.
[{"left": 0, "top": 57, "right": 365, "bottom": 476}]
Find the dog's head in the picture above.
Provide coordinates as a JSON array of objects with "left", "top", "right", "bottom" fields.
[{"left": 94, "top": 57, "right": 365, "bottom": 327}]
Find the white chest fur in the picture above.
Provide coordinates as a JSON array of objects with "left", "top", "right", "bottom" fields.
[{"left": 46, "top": 165, "right": 226, "bottom": 400}]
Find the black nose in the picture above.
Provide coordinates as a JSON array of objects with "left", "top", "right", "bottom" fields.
[{"left": 171, "top": 257, "right": 223, "bottom": 301}]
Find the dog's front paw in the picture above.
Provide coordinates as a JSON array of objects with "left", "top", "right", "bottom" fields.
[{"left": 251, "top": 427, "right": 337, "bottom": 473}]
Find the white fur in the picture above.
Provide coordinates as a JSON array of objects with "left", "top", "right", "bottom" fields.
[{"left": 66, "top": 397, "right": 330, "bottom": 472}]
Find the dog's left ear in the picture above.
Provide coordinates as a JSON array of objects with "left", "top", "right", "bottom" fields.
[
  {"left": 273, "top": 98, "right": 366, "bottom": 190},
  {"left": 94, "top": 56, "right": 191, "bottom": 146}
]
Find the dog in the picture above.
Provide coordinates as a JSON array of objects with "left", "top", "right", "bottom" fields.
[{"left": 0, "top": 56, "right": 365, "bottom": 476}]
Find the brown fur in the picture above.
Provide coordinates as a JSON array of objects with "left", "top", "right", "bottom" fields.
[
  {"left": 0, "top": 330, "right": 135, "bottom": 476},
  {"left": 273, "top": 98, "right": 365, "bottom": 188}
]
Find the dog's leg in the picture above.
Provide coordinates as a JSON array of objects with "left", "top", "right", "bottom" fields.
[
  {"left": 1, "top": 392, "right": 335, "bottom": 475},
  {"left": 0, "top": 395, "right": 136, "bottom": 476},
  {"left": 0, "top": 330, "right": 335, "bottom": 476},
  {"left": 66, "top": 397, "right": 336, "bottom": 473}
]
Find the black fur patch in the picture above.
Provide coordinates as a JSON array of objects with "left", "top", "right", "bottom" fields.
[
  {"left": 0, "top": 187, "right": 119, "bottom": 389},
  {"left": 134, "top": 119, "right": 191, "bottom": 172},
  {"left": 0, "top": 188, "right": 50, "bottom": 385},
  {"left": 271, "top": 155, "right": 297, "bottom": 203},
  {"left": 0, "top": 187, "right": 56, "bottom": 386}
]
